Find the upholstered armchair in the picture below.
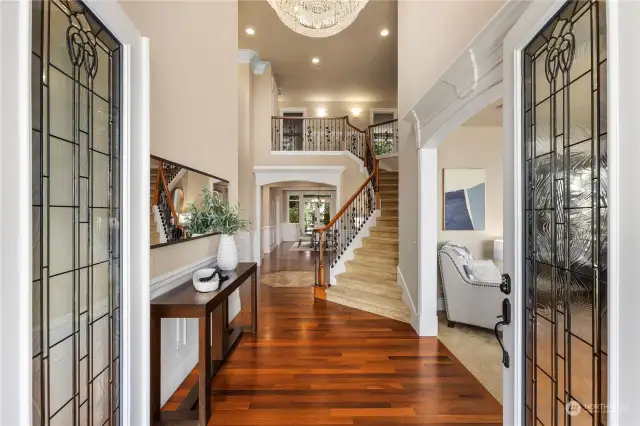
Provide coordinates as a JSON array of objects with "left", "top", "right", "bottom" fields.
[{"left": 438, "top": 242, "right": 504, "bottom": 330}]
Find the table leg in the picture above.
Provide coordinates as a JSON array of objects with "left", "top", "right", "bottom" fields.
[
  {"left": 212, "top": 305, "right": 226, "bottom": 361},
  {"left": 150, "top": 316, "right": 161, "bottom": 425},
  {"left": 198, "top": 315, "right": 212, "bottom": 426},
  {"left": 251, "top": 271, "right": 258, "bottom": 333}
]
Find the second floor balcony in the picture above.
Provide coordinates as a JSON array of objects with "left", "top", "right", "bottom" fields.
[{"left": 271, "top": 116, "right": 398, "bottom": 158}]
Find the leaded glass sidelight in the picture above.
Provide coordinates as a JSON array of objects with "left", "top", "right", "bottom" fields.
[
  {"left": 31, "top": 1, "right": 122, "bottom": 425},
  {"left": 522, "top": 1, "right": 607, "bottom": 426}
]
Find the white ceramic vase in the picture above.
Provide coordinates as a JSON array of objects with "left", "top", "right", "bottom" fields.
[{"left": 217, "top": 234, "right": 238, "bottom": 271}]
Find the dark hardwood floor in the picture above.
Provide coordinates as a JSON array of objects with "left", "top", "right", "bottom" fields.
[{"left": 163, "top": 243, "right": 502, "bottom": 425}]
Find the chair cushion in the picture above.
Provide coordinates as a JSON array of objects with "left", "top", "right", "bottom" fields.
[
  {"left": 462, "top": 264, "right": 475, "bottom": 280},
  {"left": 468, "top": 260, "right": 501, "bottom": 284}
]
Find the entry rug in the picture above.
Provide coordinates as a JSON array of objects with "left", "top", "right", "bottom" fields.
[{"left": 261, "top": 271, "right": 314, "bottom": 288}]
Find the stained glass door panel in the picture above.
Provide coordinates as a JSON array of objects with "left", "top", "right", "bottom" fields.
[
  {"left": 522, "top": 1, "right": 607, "bottom": 426},
  {"left": 31, "top": 1, "right": 122, "bottom": 425}
]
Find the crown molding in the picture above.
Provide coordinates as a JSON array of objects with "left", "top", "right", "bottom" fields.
[
  {"left": 237, "top": 49, "right": 270, "bottom": 75},
  {"left": 403, "top": 0, "right": 528, "bottom": 149}
]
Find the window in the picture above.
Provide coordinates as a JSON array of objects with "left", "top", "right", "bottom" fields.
[
  {"left": 288, "top": 195, "right": 299, "bottom": 224},
  {"left": 303, "top": 195, "right": 332, "bottom": 228}
]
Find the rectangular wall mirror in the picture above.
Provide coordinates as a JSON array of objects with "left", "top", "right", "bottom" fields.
[{"left": 150, "top": 155, "right": 229, "bottom": 248}]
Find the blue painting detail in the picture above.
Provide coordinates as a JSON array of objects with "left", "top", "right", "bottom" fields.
[
  {"left": 466, "top": 183, "right": 486, "bottom": 230},
  {"left": 444, "top": 190, "right": 473, "bottom": 230}
]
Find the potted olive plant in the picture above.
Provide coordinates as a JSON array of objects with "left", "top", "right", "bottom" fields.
[
  {"left": 210, "top": 194, "right": 250, "bottom": 271},
  {"left": 184, "top": 189, "right": 218, "bottom": 237}
]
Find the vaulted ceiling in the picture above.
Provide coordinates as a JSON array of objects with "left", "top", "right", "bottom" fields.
[{"left": 238, "top": 0, "right": 398, "bottom": 104}]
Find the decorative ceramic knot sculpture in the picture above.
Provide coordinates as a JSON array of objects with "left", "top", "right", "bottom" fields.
[{"left": 192, "top": 268, "right": 220, "bottom": 292}]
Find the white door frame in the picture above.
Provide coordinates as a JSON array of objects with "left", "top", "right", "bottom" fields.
[
  {"left": 275, "top": 195, "right": 281, "bottom": 244},
  {"left": 503, "top": 0, "right": 638, "bottom": 424},
  {"left": 369, "top": 107, "right": 398, "bottom": 126},
  {"left": 406, "top": 0, "right": 640, "bottom": 423},
  {"left": 0, "top": 1, "right": 150, "bottom": 424},
  {"left": 253, "top": 166, "right": 343, "bottom": 264}
]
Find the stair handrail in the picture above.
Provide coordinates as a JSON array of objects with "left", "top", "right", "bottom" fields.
[
  {"left": 152, "top": 165, "right": 162, "bottom": 209},
  {"left": 316, "top": 172, "right": 376, "bottom": 233},
  {"left": 368, "top": 118, "right": 399, "bottom": 156},
  {"left": 157, "top": 160, "right": 184, "bottom": 231},
  {"left": 313, "top": 131, "right": 380, "bottom": 297}
]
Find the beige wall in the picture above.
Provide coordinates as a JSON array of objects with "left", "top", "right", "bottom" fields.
[
  {"left": 179, "top": 171, "right": 210, "bottom": 211},
  {"left": 278, "top": 100, "right": 397, "bottom": 130},
  {"left": 437, "top": 126, "right": 503, "bottom": 295},
  {"left": 397, "top": 0, "right": 504, "bottom": 308},
  {"left": 122, "top": 1, "right": 238, "bottom": 278},
  {"left": 238, "top": 63, "right": 255, "bottom": 222}
]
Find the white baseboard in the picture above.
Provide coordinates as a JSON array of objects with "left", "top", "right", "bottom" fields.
[
  {"left": 396, "top": 266, "right": 419, "bottom": 333},
  {"left": 396, "top": 266, "right": 438, "bottom": 336},
  {"left": 330, "top": 211, "right": 380, "bottom": 284}
]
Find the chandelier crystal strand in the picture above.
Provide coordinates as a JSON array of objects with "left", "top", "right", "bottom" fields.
[{"left": 267, "top": 0, "right": 370, "bottom": 38}]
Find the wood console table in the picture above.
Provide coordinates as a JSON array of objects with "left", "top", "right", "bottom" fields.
[{"left": 150, "top": 262, "right": 258, "bottom": 426}]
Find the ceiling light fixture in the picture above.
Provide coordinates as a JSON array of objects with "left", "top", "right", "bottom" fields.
[
  {"left": 267, "top": 0, "right": 369, "bottom": 38},
  {"left": 312, "top": 57, "right": 320, "bottom": 64},
  {"left": 317, "top": 108, "right": 327, "bottom": 117},
  {"left": 351, "top": 107, "right": 362, "bottom": 117},
  {"left": 246, "top": 27, "right": 256, "bottom": 35},
  {"left": 380, "top": 28, "right": 389, "bottom": 37}
]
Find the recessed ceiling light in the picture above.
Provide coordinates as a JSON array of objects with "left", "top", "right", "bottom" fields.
[
  {"left": 312, "top": 57, "right": 320, "bottom": 64},
  {"left": 246, "top": 27, "right": 255, "bottom": 35},
  {"left": 317, "top": 108, "right": 327, "bottom": 117},
  {"left": 380, "top": 29, "right": 389, "bottom": 37}
]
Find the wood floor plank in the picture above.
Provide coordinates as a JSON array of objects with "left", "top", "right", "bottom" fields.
[{"left": 162, "top": 243, "right": 502, "bottom": 425}]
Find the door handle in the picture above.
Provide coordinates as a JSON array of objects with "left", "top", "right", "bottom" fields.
[{"left": 494, "top": 297, "right": 511, "bottom": 368}]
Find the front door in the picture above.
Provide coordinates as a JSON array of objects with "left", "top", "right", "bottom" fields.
[
  {"left": 503, "top": 1, "right": 608, "bottom": 425},
  {"left": 31, "top": 1, "right": 123, "bottom": 424}
]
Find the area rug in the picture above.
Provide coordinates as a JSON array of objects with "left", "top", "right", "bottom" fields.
[
  {"left": 437, "top": 316, "right": 503, "bottom": 403},
  {"left": 288, "top": 241, "right": 316, "bottom": 252},
  {"left": 288, "top": 241, "right": 335, "bottom": 252},
  {"left": 261, "top": 271, "right": 314, "bottom": 288}
]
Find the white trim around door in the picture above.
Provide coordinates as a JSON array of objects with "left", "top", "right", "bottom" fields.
[
  {"left": 369, "top": 108, "right": 397, "bottom": 126},
  {"left": 279, "top": 107, "right": 308, "bottom": 116},
  {"left": 0, "top": 2, "right": 33, "bottom": 423},
  {"left": 0, "top": 1, "right": 151, "bottom": 424},
  {"left": 253, "top": 166, "right": 344, "bottom": 264}
]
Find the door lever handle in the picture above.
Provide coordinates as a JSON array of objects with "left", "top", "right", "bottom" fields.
[{"left": 494, "top": 298, "right": 511, "bottom": 368}]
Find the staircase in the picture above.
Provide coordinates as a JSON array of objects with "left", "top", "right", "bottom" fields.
[
  {"left": 150, "top": 168, "right": 160, "bottom": 245},
  {"left": 326, "top": 171, "right": 410, "bottom": 323}
]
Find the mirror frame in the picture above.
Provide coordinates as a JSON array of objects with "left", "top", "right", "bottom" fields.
[{"left": 150, "top": 155, "right": 230, "bottom": 249}]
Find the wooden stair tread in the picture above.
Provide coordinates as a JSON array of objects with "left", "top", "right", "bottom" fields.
[
  {"left": 353, "top": 248, "right": 398, "bottom": 262},
  {"left": 364, "top": 236, "right": 398, "bottom": 243},
  {"left": 345, "top": 263, "right": 397, "bottom": 281},
  {"left": 370, "top": 226, "right": 398, "bottom": 232},
  {"left": 335, "top": 274, "right": 401, "bottom": 299}
]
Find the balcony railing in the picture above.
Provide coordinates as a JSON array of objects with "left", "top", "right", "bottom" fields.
[
  {"left": 271, "top": 116, "right": 367, "bottom": 160},
  {"left": 368, "top": 119, "right": 398, "bottom": 156}
]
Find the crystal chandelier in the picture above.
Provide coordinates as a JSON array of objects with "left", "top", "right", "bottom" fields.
[{"left": 267, "top": 0, "right": 370, "bottom": 38}]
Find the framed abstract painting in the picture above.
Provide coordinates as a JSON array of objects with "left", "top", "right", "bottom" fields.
[{"left": 443, "top": 168, "right": 486, "bottom": 231}]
